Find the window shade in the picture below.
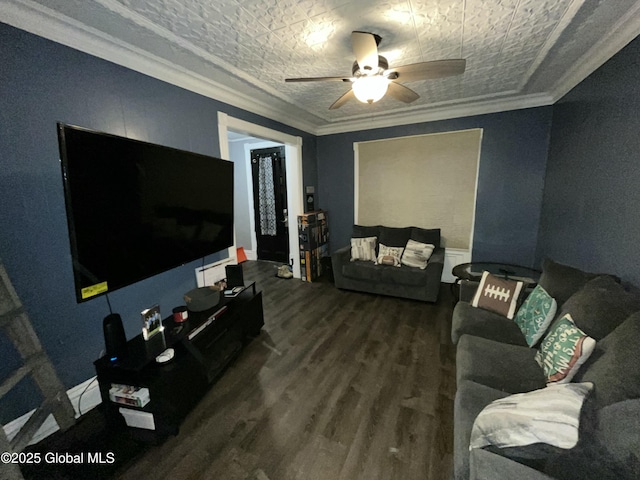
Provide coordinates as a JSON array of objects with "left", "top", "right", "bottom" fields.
[{"left": 356, "top": 129, "right": 482, "bottom": 249}]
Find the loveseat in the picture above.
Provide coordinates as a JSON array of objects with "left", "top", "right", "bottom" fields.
[
  {"left": 331, "top": 225, "right": 444, "bottom": 302},
  {"left": 451, "top": 258, "right": 640, "bottom": 480}
]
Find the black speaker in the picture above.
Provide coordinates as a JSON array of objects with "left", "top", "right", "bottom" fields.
[
  {"left": 103, "top": 313, "right": 127, "bottom": 361},
  {"left": 226, "top": 264, "right": 244, "bottom": 288}
]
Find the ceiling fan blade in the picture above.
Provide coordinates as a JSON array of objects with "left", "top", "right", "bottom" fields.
[
  {"left": 387, "top": 82, "right": 420, "bottom": 103},
  {"left": 388, "top": 59, "right": 466, "bottom": 82},
  {"left": 329, "top": 89, "right": 355, "bottom": 110},
  {"left": 351, "top": 31, "right": 379, "bottom": 73},
  {"left": 285, "top": 76, "right": 352, "bottom": 83}
]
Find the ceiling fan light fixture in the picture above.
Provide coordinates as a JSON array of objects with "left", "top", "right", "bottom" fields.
[{"left": 352, "top": 75, "right": 389, "bottom": 104}]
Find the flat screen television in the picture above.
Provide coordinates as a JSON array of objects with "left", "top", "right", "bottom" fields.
[{"left": 57, "top": 123, "right": 234, "bottom": 303}]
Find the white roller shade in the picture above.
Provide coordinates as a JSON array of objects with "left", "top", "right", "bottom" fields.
[{"left": 355, "top": 129, "right": 482, "bottom": 249}]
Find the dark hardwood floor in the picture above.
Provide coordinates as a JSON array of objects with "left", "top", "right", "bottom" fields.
[{"left": 24, "top": 260, "right": 456, "bottom": 480}]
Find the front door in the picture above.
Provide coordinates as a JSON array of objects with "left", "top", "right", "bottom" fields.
[{"left": 250, "top": 146, "right": 289, "bottom": 263}]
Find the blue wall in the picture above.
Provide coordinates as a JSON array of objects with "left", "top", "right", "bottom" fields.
[
  {"left": 3, "top": 15, "right": 635, "bottom": 425},
  {"left": 0, "top": 22, "right": 316, "bottom": 421},
  {"left": 317, "top": 108, "right": 553, "bottom": 266},
  {"left": 536, "top": 36, "right": 640, "bottom": 286}
]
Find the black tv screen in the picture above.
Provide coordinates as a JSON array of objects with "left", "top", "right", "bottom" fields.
[{"left": 57, "top": 123, "right": 234, "bottom": 303}]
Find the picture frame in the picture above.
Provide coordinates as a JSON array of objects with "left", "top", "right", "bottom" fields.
[{"left": 141, "top": 304, "right": 163, "bottom": 340}]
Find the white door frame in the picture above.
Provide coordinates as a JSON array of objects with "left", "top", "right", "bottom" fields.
[{"left": 218, "top": 112, "right": 304, "bottom": 278}]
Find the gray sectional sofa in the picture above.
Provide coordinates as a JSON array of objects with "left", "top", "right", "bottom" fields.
[
  {"left": 331, "top": 225, "right": 444, "bottom": 302},
  {"left": 452, "top": 259, "right": 640, "bottom": 480}
]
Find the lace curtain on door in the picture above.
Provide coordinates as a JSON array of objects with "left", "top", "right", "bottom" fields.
[{"left": 258, "top": 155, "right": 277, "bottom": 236}]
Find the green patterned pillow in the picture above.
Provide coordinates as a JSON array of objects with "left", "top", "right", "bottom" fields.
[
  {"left": 535, "top": 313, "right": 596, "bottom": 384},
  {"left": 514, "top": 285, "right": 557, "bottom": 347}
]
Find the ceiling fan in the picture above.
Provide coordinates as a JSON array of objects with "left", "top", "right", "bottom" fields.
[{"left": 285, "top": 31, "right": 466, "bottom": 110}]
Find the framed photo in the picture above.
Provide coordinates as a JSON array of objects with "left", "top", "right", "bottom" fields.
[{"left": 141, "top": 304, "right": 163, "bottom": 340}]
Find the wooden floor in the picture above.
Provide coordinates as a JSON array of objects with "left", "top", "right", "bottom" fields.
[{"left": 27, "top": 260, "right": 457, "bottom": 480}]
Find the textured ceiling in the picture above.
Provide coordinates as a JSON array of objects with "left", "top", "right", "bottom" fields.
[{"left": 3, "top": 0, "right": 640, "bottom": 134}]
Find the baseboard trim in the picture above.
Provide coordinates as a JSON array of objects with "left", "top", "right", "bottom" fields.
[
  {"left": 443, "top": 249, "right": 472, "bottom": 283},
  {"left": 244, "top": 250, "right": 258, "bottom": 261},
  {"left": 3, "top": 376, "right": 102, "bottom": 447}
]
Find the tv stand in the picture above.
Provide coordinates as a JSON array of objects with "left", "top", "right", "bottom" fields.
[{"left": 94, "top": 283, "right": 263, "bottom": 441}]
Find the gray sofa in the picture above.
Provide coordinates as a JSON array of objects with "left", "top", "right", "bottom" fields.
[
  {"left": 452, "top": 258, "right": 640, "bottom": 480},
  {"left": 331, "top": 225, "right": 444, "bottom": 302}
]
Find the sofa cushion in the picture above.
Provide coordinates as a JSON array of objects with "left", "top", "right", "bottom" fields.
[
  {"left": 378, "top": 226, "right": 411, "bottom": 247},
  {"left": 451, "top": 302, "right": 527, "bottom": 346},
  {"left": 543, "top": 398, "right": 640, "bottom": 480},
  {"left": 377, "top": 243, "right": 403, "bottom": 266},
  {"left": 514, "top": 285, "right": 557, "bottom": 347},
  {"left": 401, "top": 239, "right": 434, "bottom": 269},
  {"left": 454, "top": 380, "right": 510, "bottom": 480},
  {"left": 341, "top": 261, "right": 429, "bottom": 286},
  {"left": 470, "top": 448, "right": 556, "bottom": 480},
  {"left": 574, "top": 311, "right": 640, "bottom": 408},
  {"left": 535, "top": 314, "right": 596, "bottom": 384},
  {"left": 558, "top": 275, "right": 640, "bottom": 341},
  {"left": 538, "top": 258, "right": 606, "bottom": 307},
  {"left": 471, "top": 272, "right": 524, "bottom": 320},
  {"left": 352, "top": 224, "right": 381, "bottom": 239},
  {"left": 470, "top": 382, "right": 593, "bottom": 452},
  {"left": 350, "top": 236, "right": 377, "bottom": 262},
  {"left": 456, "top": 335, "right": 546, "bottom": 393},
  {"left": 410, "top": 226, "right": 441, "bottom": 249},
  {"left": 589, "top": 399, "right": 640, "bottom": 478}
]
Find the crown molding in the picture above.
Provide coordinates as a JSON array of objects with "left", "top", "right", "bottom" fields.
[
  {"left": 517, "top": 0, "right": 587, "bottom": 92},
  {"left": 315, "top": 93, "right": 555, "bottom": 136},
  {"left": 3, "top": 0, "right": 638, "bottom": 138},
  {"left": 549, "top": 1, "right": 640, "bottom": 102},
  {"left": 0, "top": 0, "right": 321, "bottom": 135}
]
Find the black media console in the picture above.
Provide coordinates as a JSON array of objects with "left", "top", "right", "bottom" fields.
[{"left": 94, "top": 283, "right": 264, "bottom": 441}]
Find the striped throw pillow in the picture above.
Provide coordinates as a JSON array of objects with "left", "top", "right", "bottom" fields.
[
  {"left": 401, "top": 239, "right": 435, "bottom": 269},
  {"left": 350, "top": 236, "right": 377, "bottom": 262}
]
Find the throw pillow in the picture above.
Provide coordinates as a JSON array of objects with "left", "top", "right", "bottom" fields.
[
  {"left": 350, "top": 236, "right": 377, "bottom": 263},
  {"left": 535, "top": 313, "right": 596, "bottom": 384},
  {"left": 471, "top": 271, "right": 524, "bottom": 320},
  {"left": 377, "top": 243, "right": 403, "bottom": 267},
  {"left": 400, "top": 239, "right": 435, "bottom": 269},
  {"left": 514, "top": 285, "right": 557, "bottom": 347},
  {"left": 469, "top": 382, "right": 593, "bottom": 451}
]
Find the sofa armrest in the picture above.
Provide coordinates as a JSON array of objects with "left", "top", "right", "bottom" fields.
[
  {"left": 331, "top": 246, "right": 351, "bottom": 286},
  {"left": 428, "top": 246, "right": 445, "bottom": 265},
  {"left": 470, "top": 448, "right": 555, "bottom": 480},
  {"left": 425, "top": 247, "right": 445, "bottom": 277},
  {"left": 460, "top": 280, "right": 480, "bottom": 302},
  {"left": 331, "top": 245, "right": 350, "bottom": 265},
  {"left": 421, "top": 247, "right": 444, "bottom": 302}
]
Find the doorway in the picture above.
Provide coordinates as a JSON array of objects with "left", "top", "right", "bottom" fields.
[
  {"left": 217, "top": 112, "right": 304, "bottom": 278},
  {"left": 250, "top": 146, "right": 289, "bottom": 262}
]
